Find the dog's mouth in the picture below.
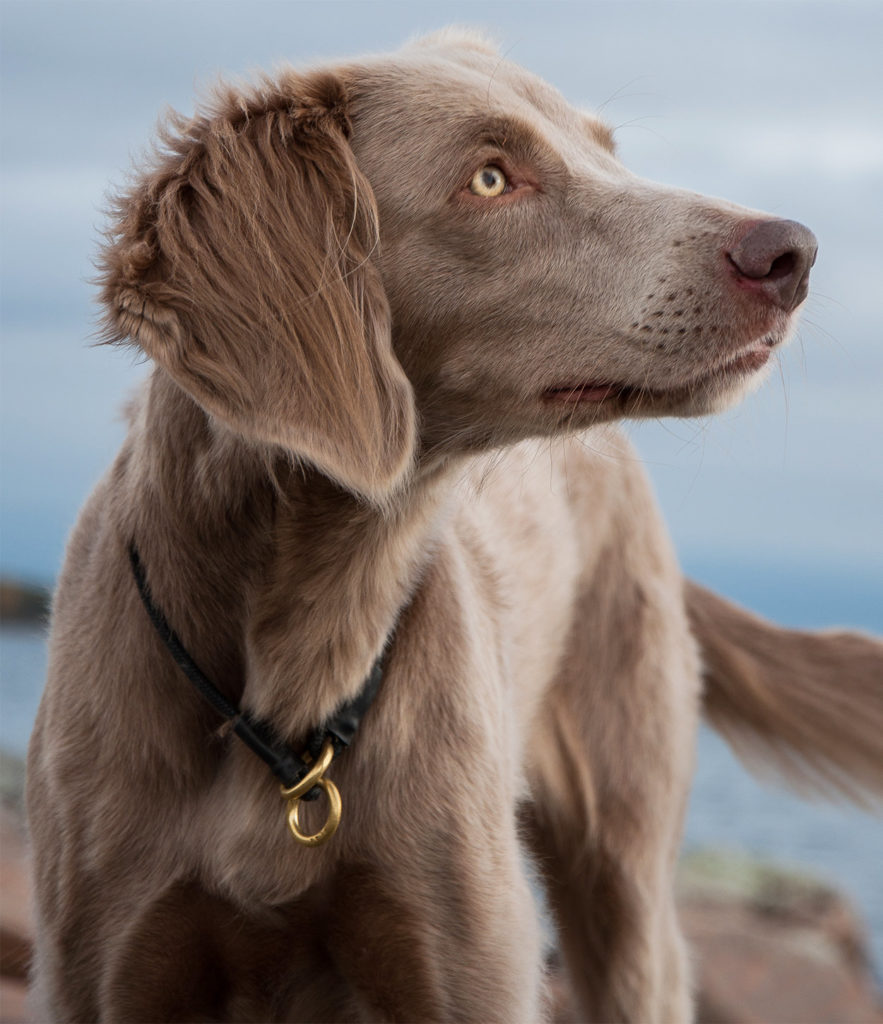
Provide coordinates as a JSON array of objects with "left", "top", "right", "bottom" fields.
[{"left": 543, "top": 344, "right": 772, "bottom": 407}]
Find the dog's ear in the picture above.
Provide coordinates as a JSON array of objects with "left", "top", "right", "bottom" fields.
[{"left": 98, "top": 70, "right": 415, "bottom": 502}]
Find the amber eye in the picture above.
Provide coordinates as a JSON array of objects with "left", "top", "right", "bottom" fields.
[{"left": 469, "top": 165, "right": 508, "bottom": 197}]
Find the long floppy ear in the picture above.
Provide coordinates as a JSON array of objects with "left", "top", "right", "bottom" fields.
[{"left": 98, "top": 69, "right": 415, "bottom": 502}]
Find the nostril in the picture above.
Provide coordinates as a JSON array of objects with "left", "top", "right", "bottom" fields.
[
  {"left": 726, "top": 249, "right": 796, "bottom": 281},
  {"left": 766, "top": 250, "right": 797, "bottom": 281}
]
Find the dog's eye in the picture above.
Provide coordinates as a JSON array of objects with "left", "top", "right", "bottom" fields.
[{"left": 469, "top": 165, "right": 508, "bottom": 198}]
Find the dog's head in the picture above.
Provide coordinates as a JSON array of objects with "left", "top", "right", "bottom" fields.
[{"left": 100, "top": 30, "right": 816, "bottom": 498}]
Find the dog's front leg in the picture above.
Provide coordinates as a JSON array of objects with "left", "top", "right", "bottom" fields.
[
  {"left": 522, "top": 560, "right": 700, "bottom": 1024},
  {"left": 320, "top": 839, "right": 544, "bottom": 1024}
]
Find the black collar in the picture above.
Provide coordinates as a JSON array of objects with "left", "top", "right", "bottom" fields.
[{"left": 127, "top": 542, "right": 387, "bottom": 797}]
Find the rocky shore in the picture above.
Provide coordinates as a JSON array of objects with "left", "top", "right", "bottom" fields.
[
  {"left": 1, "top": 753, "right": 29, "bottom": 1024},
  {"left": 547, "top": 847, "right": 883, "bottom": 1021},
  {"left": 1, "top": 751, "right": 880, "bottom": 1022},
  {"left": 677, "top": 850, "right": 882, "bottom": 1023},
  {"left": 0, "top": 583, "right": 49, "bottom": 627}
]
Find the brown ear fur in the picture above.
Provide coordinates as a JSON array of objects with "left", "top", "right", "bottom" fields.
[{"left": 98, "top": 69, "right": 415, "bottom": 501}]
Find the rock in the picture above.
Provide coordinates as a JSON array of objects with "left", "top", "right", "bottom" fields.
[
  {"left": 0, "top": 979, "right": 29, "bottom": 1024},
  {"left": 0, "top": 755, "right": 32, "bottom": 1024},
  {"left": 679, "top": 849, "right": 882, "bottom": 1023},
  {"left": 546, "top": 849, "right": 882, "bottom": 1022},
  {"left": 0, "top": 581, "right": 49, "bottom": 626},
  {"left": 0, "top": 756, "right": 24, "bottom": 816},
  {"left": 0, "top": 808, "right": 31, "bottom": 966}
]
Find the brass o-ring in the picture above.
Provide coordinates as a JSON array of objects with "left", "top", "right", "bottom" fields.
[{"left": 286, "top": 776, "right": 342, "bottom": 847}]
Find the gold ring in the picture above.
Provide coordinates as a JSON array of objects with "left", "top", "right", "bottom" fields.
[
  {"left": 280, "top": 740, "right": 335, "bottom": 802},
  {"left": 286, "top": 776, "right": 342, "bottom": 846}
]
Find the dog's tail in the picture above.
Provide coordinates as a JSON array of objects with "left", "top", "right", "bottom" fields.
[{"left": 686, "top": 580, "right": 883, "bottom": 808}]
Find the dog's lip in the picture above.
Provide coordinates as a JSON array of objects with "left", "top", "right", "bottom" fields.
[
  {"left": 542, "top": 383, "right": 626, "bottom": 404},
  {"left": 542, "top": 345, "right": 772, "bottom": 405},
  {"left": 715, "top": 345, "right": 772, "bottom": 375}
]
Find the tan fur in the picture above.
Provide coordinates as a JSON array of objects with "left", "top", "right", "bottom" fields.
[{"left": 27, "top": 31, "right": 883, "bottom": 1023}]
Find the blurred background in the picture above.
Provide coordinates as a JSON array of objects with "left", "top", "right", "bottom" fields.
[{"left": 2, "top": 0, "right": 881, "bottom": 1013}]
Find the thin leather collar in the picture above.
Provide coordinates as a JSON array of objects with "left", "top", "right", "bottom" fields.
[{"left": 127, "top": 541, "right": 387, "bottom": 799}]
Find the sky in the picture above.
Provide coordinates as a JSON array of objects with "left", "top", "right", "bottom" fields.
[{"left": 1, "top": 0, "right": 882, "bottom": 630}]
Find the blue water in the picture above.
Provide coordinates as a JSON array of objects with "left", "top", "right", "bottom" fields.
[
  {"left": 2, "top": 614, "right": 881, "bottom": 979},
  {"left": 0, "top": 625, "right": 48, "bottom": 759}
]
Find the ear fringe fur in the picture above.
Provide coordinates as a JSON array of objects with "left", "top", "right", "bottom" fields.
[
  {"left": 94, "top": 66, "right": 415, "bottom": 503},
  {"left": 95, "top": 66, "right": 353, "bottom": 349}
]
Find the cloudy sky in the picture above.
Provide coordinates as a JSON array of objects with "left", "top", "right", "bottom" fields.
[{"left": 2, "top": 0, "right": 881, "bottom": 629}]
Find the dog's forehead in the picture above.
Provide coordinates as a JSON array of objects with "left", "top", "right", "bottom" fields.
[{"left": 349, "top": 43, "right": 612, "bottom": 163}]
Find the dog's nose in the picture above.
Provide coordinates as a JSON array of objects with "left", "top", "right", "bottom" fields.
[{"left": 727, "top": 219, "right": 818, "bottom": 312}]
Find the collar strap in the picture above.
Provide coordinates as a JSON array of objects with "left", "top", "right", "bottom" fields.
[{"left": 127, "top": 542, "right": 386, "bottom": 797}]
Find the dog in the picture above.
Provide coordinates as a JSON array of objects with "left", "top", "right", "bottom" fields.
[{"left": 26, "top": 28, "right": 883, "bottom": 1023}]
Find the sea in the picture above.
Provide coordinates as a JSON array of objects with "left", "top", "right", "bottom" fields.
[{"left": 3, "top": 598, "right": 882, "bottom": 981}]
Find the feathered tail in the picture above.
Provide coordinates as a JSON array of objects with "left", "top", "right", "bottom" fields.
[{"left": 687, "top": 581, "right": 883, "bottom": 808}]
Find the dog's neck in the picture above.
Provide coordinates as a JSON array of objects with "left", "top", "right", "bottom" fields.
[
  {"left": 243, "top": 463, "right": 454, "bottom": 741},
  {"left": 126, "top": 372, "right": 457, "bottom": 744}
]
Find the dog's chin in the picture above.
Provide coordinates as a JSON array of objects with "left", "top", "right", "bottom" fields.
[{"left": 629, "top": 353, "right": 775, "bottom": 418}]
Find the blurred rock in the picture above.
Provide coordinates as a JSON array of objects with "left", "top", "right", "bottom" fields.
[
  {"left": 678, "top": 848, "right": 882, "bottom": 1023},
  {"left": 0, "top": 581, "right": 49, "bottom": 626},
  {"left": 546, "top": 848, "right": 882, "bottom": 1023},
  {"left": 0, "top": 810, "right": 30, "bottom": 982},
  {"left": 0, "top": 757, "right": 24, "bottom": 817},
  {"left": 0, "top": 774, "right": 31, "bottom": 1024},
  {"left": 0, "top": 980, "right": 28, "bottom": 1024}
]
